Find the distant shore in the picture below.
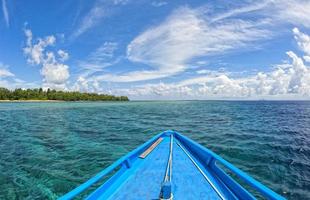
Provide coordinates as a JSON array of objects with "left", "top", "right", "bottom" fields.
[
  {"left": 0, "top": 100, "right": 129, "bottom": 102},
  {"left": 0, "top": 87, "right": 129, "bottom": 101},
  {"left": 0, "top": 100, "right": 64, "bottom": 102}
]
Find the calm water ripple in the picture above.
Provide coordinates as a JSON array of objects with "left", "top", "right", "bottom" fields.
[{"left": 0, "top": 101, "right": 309, "bottom": 199}]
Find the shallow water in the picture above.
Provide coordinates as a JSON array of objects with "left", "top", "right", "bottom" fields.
[{"left": 0, "top": 101, "right": 309, "bottom": 199}]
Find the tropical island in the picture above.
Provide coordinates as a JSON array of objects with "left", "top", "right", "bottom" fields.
[{"left": 0, "top": 87, "right": 129, "bottom": 101}]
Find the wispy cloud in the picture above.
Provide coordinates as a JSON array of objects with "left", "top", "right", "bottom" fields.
[
  {"left": 210, "top": 1, "right": 270, "bottom": 23},
  {"left": 1, "top": 0, "right": 9, "bottom": 27},
  {"left": 77, "top": 42, "right": 119, "bottom": 79},
  {"left": 92, "top": 6, "right": 272, "bottom": 82},
  {"left": 80, "top": 42, "right": 118, "bottom": 70},
  {"left": 0, "top": 62, "right": 14, "bottom": 77},
  {"left": 88, "top": 0, "right": 310, "bottom": 85},
  {"left": 151, "top": 1, "right": 167, "bottom": 7},
  {"left": 71, "top": 0, "right": 129, "bottom": 39},
  {"left": 70, "top": 1, "right": 310, "bottom": 99},
  {"left": 209, "top": 0, "right": 310, "bottom": 28},
  {"left": 71, "top": 2, "right": 106, "bottom": 39},
  {"left": 113, "top": 0, "right": 129, "bottom": 5},
  {"left": 73, "top": 42, "right": 120, "bottom": 92},
  {"left": 273, "top": 0, "right": 310, "bottom": 28},
  {"left": 0, "top": 63, "right": 37, "bottom": 90}
]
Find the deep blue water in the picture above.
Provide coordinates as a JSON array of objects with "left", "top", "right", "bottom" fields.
[{"left": 0, "top": 101, "right": 309, "bottom": 199}]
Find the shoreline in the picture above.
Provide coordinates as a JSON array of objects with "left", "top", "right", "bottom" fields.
[
  {"left": 0, "top": 100, "right": 129, "bottom": 102},
  {"left": 0, "top": 100, "right": 64, "bottom": 102}
]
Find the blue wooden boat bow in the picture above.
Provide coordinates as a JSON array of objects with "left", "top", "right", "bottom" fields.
[{"left": 59, "top": 130, "right": 285, "bottom": 200}]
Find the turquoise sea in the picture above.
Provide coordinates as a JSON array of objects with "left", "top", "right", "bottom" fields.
[{"left": 0, "top": 101, "right": 309, "bottom": 199}]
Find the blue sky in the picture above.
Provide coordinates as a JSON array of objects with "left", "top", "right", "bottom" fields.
[{"left": 1, "top": 0, "right": 310, "bottom": 100}]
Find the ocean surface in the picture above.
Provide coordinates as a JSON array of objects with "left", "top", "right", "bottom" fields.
[{"left": 0, "top": 101, "right": 309, "bottom": 199}]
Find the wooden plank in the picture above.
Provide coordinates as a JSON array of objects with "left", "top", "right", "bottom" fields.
[{"left": 139, "top": 137, "right": 163, "bottom": 159}]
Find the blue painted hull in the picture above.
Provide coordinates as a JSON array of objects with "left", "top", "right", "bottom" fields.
[{"left": 59, "top": 131, "right": 285, "bottom": 200}]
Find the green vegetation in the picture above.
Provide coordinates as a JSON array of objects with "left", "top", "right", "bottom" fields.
[{"left": 0, "top": 87, "right": 129, "bottom": 101}]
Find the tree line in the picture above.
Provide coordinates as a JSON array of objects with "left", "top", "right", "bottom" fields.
[{"left": 0, "top": 88, "right": 129, "bottom": 101}]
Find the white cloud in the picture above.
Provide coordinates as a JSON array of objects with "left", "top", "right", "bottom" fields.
[
  {"left": 72, "top": 76, "right": 101, "bottom": 93},
  {"left": 23, "top": 29, "right": 70, "bottom": 90},
  {"left": 1, "top": 0, "right": 9, "bottom": 27},
  {"left": 41, "top": 62, "right": 69, "bottom": 85},
  {"left": 23, "top": 31, "right": 56, "bottom": 65},
  {"left": 285, "top": 51, "right": 310, "bottom": 94},
  {"left": 293, "top": 28, "right": 310, "bottom": 62}
]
